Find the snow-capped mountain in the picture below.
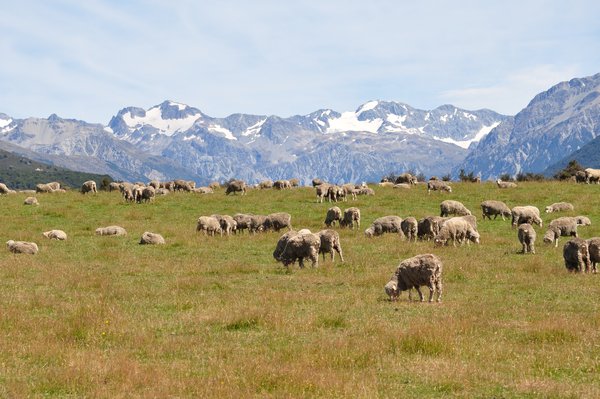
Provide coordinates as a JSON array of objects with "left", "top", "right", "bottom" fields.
[{"left": 455, "top": 73, "right": 600, "bottom": 179}]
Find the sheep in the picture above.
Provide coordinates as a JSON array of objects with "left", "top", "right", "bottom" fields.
[
  {"left": 543, "top": 217, "right": 579, "bottom": 248},
  {"left": 356, "top": 187, "right": 375, "bottom": 196},
  {"left": 174, "top": 179, "right": 193, "bottom": 192},
  {"left": 545, "top": 202, "right": 574, "bottom": 213},
  {"left": 378, "top": 182, "right": 394, "bottom": 188},
  {"left": 249, "top": 215, "right": 267, "bottom": 234},
  {"left": 24, "top": 197, "right": 39, "bottom": 206},
  {"left": 132, "top": 185, "right": 144, "bottom": 203},
  {"left": 42, "top": 229, "right": 67, "bottom": 241},
  {"left": 289, "top": 178, "right": 300, "bottom": 187},
  {"left": 417, "top": 216, "right": 447, "bottom": 241},
  {"left": 401, "top": 217, "right": 418, "bottom": 242},
  {"left": 276, "top": 231, "right": 321, "bottom": 269},
  {"left": 440, "top": 200, "right": 471, "bottom": 217},
  {"left": 148, "top": 180, "right": 160, "bottom": 189},
  {"left": 434, "top": 217, "right": 480, "bottom": 247},
  {"left": 316, "top": 229, "right": 344, "bottom": 262},
  {"left": 511, "top": 206, "right": 542, "bottom": 228},
  {"left": 496, "top": 179, "right": 517, "bottom": 188},
  {"left": 211, "top": 214, "right": 237, "bottom": 235},
  {"left": 327, "top": 185, "right": 346, "bottom": 202},
  {"left": 259, "top": 180, "right": 273, "bottom": 189},
  {"left": 585, "top": 168, "right": 600, "bottom": 184},
  {"left": 563, "top": 238, "right": 591, "bottom": 273},
  {"left": 364, "top": 216, "right": 403, "bottom": 237},
  {"left": 156, "top": 188, "right": 170, "bottom": 195},
  {"left": 0, "top": 183, "right": 12, "bottom": 194},
  {"left": 393, "top": 183, "right": 411, "bottom": 189},
  {"left": 575, "top": 216, "right": 592, "bottom": 226},
  {"left": 395, "top": 173, "right": 417, "bottom": 185},
  {"left": 140, "top": 186, "right": 155, "bottom": 203},
  {"left": 575, "top": 171, "right": 587, "bottom": 183},
  {"left": 341, "top": 183, "right": 358, "bottom": 200},
  {"left": 315, "top": 183, "right": 331, "bottom": 203},
  {"left": 481, "top": 200, "right": 512, "bottom": 221},
  {"left": 273, "top": 230, "right": 299, "bottom": 261},
  {"left": 35, "top": 183, "right": 55, "bottom": 193},
  {"left": 80, "top": 180, "right": 97, "bottom": 194},
  {"left": 95, "top": 226, "right": 127, "bottom": 236},
  {"left": 108, "top": 182, "right": 121, "bottom": 192},
  {"left": 312, "top": 178, "right": 325, "bottom": 187},
  {"left": 196, "top": 216, "right": 223, "bottom": 236},
  {"left": 518, "top": 223, "right": 536, "bottom": 254},
  {"left": 194, "top": 187, "right": 214, "bottom": 194},
  {"left": 273, "top": 179, "right": 292, "bottom": 190},
  {"left": 225, "top": 179, "right": 247, "bottom": 195},
  {"left": 6, "top": 240, "right": 39, "bottom": 255},
  {"left": 427, "top": 180, "right": 452, "bottom": 194},
  {"left": 263, "top": 212, "right": 292, "bottom": 232},
  {"left": 340, "top": 207, "right": 360, "bottom": 229},
  {"left": 139, "top": 232, "right": 166, "bottom": 245},
  {"left": 387, "top": 254, "right": 443, "bottom": 302},
  {"left": 233, "top": 213, "right": 252, "bottom": 234},
  {"left": 586, "top": 237, "right": 600, "bottom": 273},
  {"left": 208, "top": 181, "right": 220, "bottom": 190},
  {"left": 324, "top": 206, "right": 342, "bottom": 227}
]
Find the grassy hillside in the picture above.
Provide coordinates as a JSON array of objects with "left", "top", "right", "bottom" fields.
[
  {"left": 1, "top": 182, "right": 600, "bottom": 397},
  {"left": 0, "top": 149, "right": 113, "bottom": 189}
]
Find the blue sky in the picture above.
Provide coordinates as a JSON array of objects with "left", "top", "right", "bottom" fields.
[{"left": 1, "top": 0, "right": 599, "bottom": 123}]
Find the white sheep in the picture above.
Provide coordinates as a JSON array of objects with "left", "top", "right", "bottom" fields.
[
  {"left": 434, "top": 217, "right": 480, "bottom": 247},
  {"left": 481, "top": 200, "right": 511, "bottom": 221},
  {"left": 545, "top": 202, "right": 574, "bottom": 213},
  {"left": 42, "top": 230, "right": 67, "bottom": 240},
  {"left": 517, "top": 223, "right": 536, "bottom": 254},
  {"left": 440, "top": 200, "right": 471, "bottom": 217},
  {"left": 386, "top": 254, "right": 443, "bottom": 302},
  {"left": 511, "top": 206, "right": 542, "bottom": 228},
  {"left": 95, "top": 226, "right": 127, "bottom": 236},
  {"left": 140, "top": 232, "right": 166, "bottom": 245},
  {"left": 543, "top": 217, "right": 579, "bottom": 248},
  {"left": 6, "top": 240, "right": 39, "bottom": 254}
]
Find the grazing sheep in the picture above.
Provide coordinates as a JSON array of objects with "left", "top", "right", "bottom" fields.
[
  {"left": 194, "top": 187, "right": 214, "bottom": 194},
  {"left": 364, "top": 216, "right": 403, "bottom": 237},
  {"left": 387, "top": 254, "right": 443, "bottom": 302},
  {"left": 42, "top": 229, "right": 67, "bottom": 241},
  {"left": 440, "top": 200, "right": 471, "bottom": 217},
  {"left": 317, "top": 229, "right": 344, "bottom": 262},
  {"left": 80, "top": 180, "right": 97, "bottom": 194},
  {"left": 496, "top": 179, "right": 517, "bottom": 188},
  {"left": 324, "top": 206, "right": 342, "bottom": 227},
  {"left": 315, "top": 183, "right": 331, "bottom": 203},
  {"left": 273, "top": 180, "right": 292, "bottom": 190},
  {"left": 211, "top": 214, "right": 237, "bottom": 235},
  {"left": 393, "top": 183, "right": 411, "bottom": 189},
  {"left": 395, "top": 173, "right": 417, "bottom": 185},
  {"left": 340, "top": 207, "right": 361, "bottom": 229},
  {"left": 156, "top": 188, "right": 170, "bottom": 195},
  {"left": 174, "top": 179, "right": 193, "bottom": 192},
  {"left": 312, "top": 178, "right": 325, "bottom": 187},
  {"left": 575, "top": 216, "right": 592, "bottom": 226},
  {"left": 95, "top": 226, "right": 127, "bottom": 236},
  {"left": 196, "top": 216, "right": 222, "bottom": 236},
  {"left": 563, "top": 238, "right": 591, "bottom": 273},
  {"left": 273, "top": 230, "right": 299, "bottom": 261},
  {"left": 575, "top": 171, "right": 587, "bottom": 183},
  {"left": 259, "top": 180, "right": 274, "bottom": 189},
  {"left": 427, "top": 180, "right": 452, "bottom": 194},
  {"left": 481, "top": 200, "right": 512, "bottom": 221},
  {"left": 357, "top": 187, "right": 375, "bottom": 196},
  {"left": 276, "top": 231, "right": 321, "bottom": 269},
  {"left": 378, "top": 182, "right": 394, "bottom": 188},
  {"left": 0, "top": 183, "right": 12, "bottom": 194},
  {"left": 384, "top": 280, "right": 399, "bottom": 301},
  {"left": 417, "top": 216, "right": 447, "bottom": 241},
  {"left": 289, "top": 178, "right": 300, "bottom": 187},
  {"left": 543, "top": 217, "right": 579, "bottom": 248},
  {"left": 511, "top": 206, "right": 543, "bottom": 228},
  {"left": 585, "top": 168, "right": 600, "bottom": 184},
  {"left": 587, "top": 237, "right": 600, "bottom": 273},
  {"left": 518, "top": 223, "right": 536, "bottom": 254},
  {"left": 132, "top": 185, "right": 144, "bottom": 203},
  {"left": 108, "top": 182, "right": 121, "bottom": 192},
  {"left": 225, "top": 179, "right": 247, "bottom": 195},
  {"left": 263, "top": 212, "right": 292, "bottom": 232},
  {"left": 233, "top": 213, "right": 252, "bottom": 234},
  {"left": 341, "top": 183, "right": 358, "bottom": 200},
  {"left": 208, "top": 181, "right": 220, "bottom": 190},
  {"left": 401, "top": 217, "right": 418, "bottom": 241},
  {"left": 35, "top": 183, "right": 55, "bottom": 193},
  {"left": 249, "top": 215, "right": 267, "bottom": 234},
  {"left": 139, "top": 232, "right": 166, "bottom": 245},
  {"left": 24, "top": 196, "right": 39, "bottom": 206},
  {"left": 6, "top": 240, "right": 39, "bottom": 254},
  {"left": 148, "top": 180, "right": 160, "bottom": 189},
  {"left": 434, "top": 217, "right": 480, "bottom": 247},
  {"left": 545, "top": 202, "right": 574, "bottom": 213},
  {"left": 140, "top": 186, "right": 155, "bottom": 203},
  {"left": 327, "top": 185, "right": 346, "bottom": 202}
]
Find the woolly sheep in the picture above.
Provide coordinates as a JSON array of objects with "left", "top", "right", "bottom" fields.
[
  {"left": 148, "top": 180, "right": 160, "bottom": 189},
  {"left": 393, "top": 183, "right": 411, "bottom": 189},
  {"left": 575, "top": 216, "right": 592, "bottom": 226},
  {"left": 575, "top": 171, "right": 587, "bottom": 183},
  {"left": 511, "top": 206, "right": 542, "bottom": 228},
  {"left": 563, "top": 238, "right": 591, "bottom": 273},
  {"left": 440, "top": 200, "right": 471, "bottom": 217},
  {"left": 518, "top": 223, "right": 536, "bottom": 254},
  {"left": 95, "top": 226, "right": 127, "bottom": 236},
  {"left": 387, "top": 254, "right": 443, "bottom": 302},
  {"left": 273, "top": 230, "right": 297, "bottom": 261},
  {"left": 317, "top": 229, "right": 344, "bottom": 262},
  {"left": 545, "top": 202, "right": 574, "bottom": 213},
  {"left": 378, "top": 182, "right": 394, "bottom": 188},
  {"left": 211, "top": 214, "right": 237, "bottom": 235},
  {"left": 225, "top": 179, "right": 247, "bottom": 195},
  {"left": 276, "top": 231, "right": 321, "bottom": 269},
  {"left": 401, "top": 217, "right": 418, "bottom": 242},
  {"left": 6, "top": 240, "right": 38, "bottom": 254},
  {"left": 139, "top": 232, "right": 166, "bottom": 245},
  {"left": 417, "top": 216, "right": 447, "bottom": 241},
  {"left": 0, "top": 183, "right": 12, "bottom": 194},
  {"left": 140, "top": 186, "right": 155, "bottom": 203},
  {"left": 312, "top": 178, "right": 324, "bottom": 187},
  {"left": 587, "top": 237, "right": 600, "bottom": 273},
  {"left": 340, "top": 207, "right": 360, "bottom": 229},
  {"left": 174, "top": 179, "right": 193, "bottom": 192},
  {"left": 384, "top": 280, "right": 399, "bottom": 301},
  {"left": 543, "top": 217, "right": 579, "bottom": 247},
  {"left": 585, "top": 168, "right": 600, "bottom": 184},
  {"left": 364, "top": 215, "right": 403, "bottom": 237},
  {"left": 42, "top": 229, "right": 67, "bottom": 241},
  {"left": 248, "top": 215, "right": 267, "bottom": 234},
  {"left": 357, "top": 187, "right": 375, "bottom": 196},
  {"left": 289, "top": 178, "right": 300, "bottom": 187},
  {"left": 24, "top": 196, "right": 39, "bottom": 206},
  {"left": 80, "top": 180, "right": 97, "bottom": 194},
  {"left": 156, "top": 188, "right": 170, "bottom": 195},
  {"left": 263, "top": 212, "right": 292, "bottom": 232},
  {"left": 496, "top": 179, "right": 517, "bottom": 188},
  {"left": 315, "top": 183, "right": 331, "bottom": 203},
  {"left": 395, "top": 173, "right": 417, "bottom": 185},
  {"left": 259, "top": 180, "right": 274, "bottom": 189},
  {"left": 35, "top": 183, "right": 55, "bottom": 193},
  {"left": 427, "top": 180, "right": 452, "bottom": 194},
  {"left": 481, "top": 200, "right": 511, "bottom": 221},
  {"left": 341, "top": 183, "right": 358, "bottom": 201},
  {"left": 273, "top": 180, "right": 292, "bottom": 190},
  {"left": 233, "top": 213, "right": 252, "bottom": 234},
  {"left": 108, "top": 182, "right": 121, "bottom": 192},
  {"left": 196, "top": 216, "right": 222, "bottom": 236},
  {"left": 327, "top": 185, "right": 346, "bottom": 202},
  {"left": 194, "top": 187, "right": 214, "bottom": 194},
  {"left": 324, "top": 206, "right": 342, "bottom": 227},
  {"left": 434, "top": 217, "right": 480, "bottom": 247}
]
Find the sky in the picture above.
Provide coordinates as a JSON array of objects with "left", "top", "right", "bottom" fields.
[{"left": 1, "top": 0, "right": 600, "bottom": 124}]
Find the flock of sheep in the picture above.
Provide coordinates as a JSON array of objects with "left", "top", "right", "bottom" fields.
[{"left": 2, "top": 171, "right": 600, "bottom": 305}]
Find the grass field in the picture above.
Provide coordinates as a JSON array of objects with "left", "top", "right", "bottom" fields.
[{"left": 1, "top": 181, "right": 600, "bottom": 398}]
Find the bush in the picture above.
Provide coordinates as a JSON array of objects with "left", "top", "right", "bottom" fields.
[
  {"left": 554, "top": 160, "right": 584, "bottom": 181},
  {"left": 516, "top": 172, "right": 546, "bottom": 182}
]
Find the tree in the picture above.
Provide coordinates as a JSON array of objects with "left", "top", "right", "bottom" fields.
[{"left": 554, "top": 160, "right": 584, "bottom": 180}]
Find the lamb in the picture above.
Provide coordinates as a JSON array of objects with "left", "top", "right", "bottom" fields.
[
  {"left": 496, "top": 179, "right": 517, "bottom": 188},
  {"left": 427, "top": 180, "right": 452, "bottom": 194},
  {"left": 211, "top": 214, "right": 238, "bottom": 235},
  {"left": 481, "top": 200, "right": 512, "bottom": 221},
  {"left": 225, "top": 179, "right": 247, "bottom": 195},
  {"left": 417, "top": 216, "right": 447, "bottom": 241},
  {"left": 24, "top": 197, "right": 39, "bottom": 206},
  {"left": 434, "top": 217, "right": 480, "bottom": 247},
  {"left": 233, "top": 213, "right": 252, "bottom": 234},
  {"left": 518, "top": 223, "right": 536, "bottom": 254},
  {"left": 340, "top": 207, "right": 360, "bottom": 229},
  {"left": 324, "top": 206, "right": 342, "bottom": 227},
  {"left": 263, "top": 212, "right": 292, "bottom": 232},
  {"left": 511, "top": 206, "right": 543, "bottom": 228},
  {"left": 440, "top": 200, "right": 471, "bottom": 217},
  {"left": 315, "top": 183, "right": 331, "bottom": 203},
  {"left": 563, "top": 238, "right": 591, "bottom": 273},
  {"left": 317, "top": 229, "right": 344, "bottom": 262},
  {"left": 401, "top": 217, "right": 418, "bottom": 242},
  {"left": 276, "top": 231, "right": 321, "bottom": 269},
  {"left": 42, "top": 229, "right": 67, "bottom": 240},
  {"left": 139, "top": 232, "right": 166, "bottom": 245},
  {"left": 95, "top": 226, "right": 127, "bottom": 236},
  {"left": 587, "top": 237, "right": 600, "bottom": 273},
  {"left": 585, "top": 168, "right": 600, "bottom": 184},
  {"left": 80, "top": 180, "right": 97, "bottom": 194},
  {"left": 575, "top": 216, "right": 591, "bottom": 226},
  {"left": 6, "top": 240, "right": 39, "bottom": 255},
  {"left": 395, "top": 173, "right": 417, "bottom": 185},
  {"left": 364, "top": 216, "right": 403, "bottom": 237},
  {"left": 386, "top": 254, "right": 443, "bottom": 302},
  {"left": 196, "top": 216, "right": 223, "bottom": 236},
  {"left": 543, "top": 217, "right": 579, "bottom": 247},
  {"left": 545, "top": 202, "right": 574, "bottom": 213}
]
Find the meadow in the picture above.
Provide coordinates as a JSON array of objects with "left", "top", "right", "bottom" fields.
[{"left": 1, "top": 181, "right": 600, "bottom": 398}]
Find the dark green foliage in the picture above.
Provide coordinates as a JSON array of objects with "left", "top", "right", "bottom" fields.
[
  {"left": 516, "top": 172, "right": 546, "bottom": 182},
  {"left": 441, "top": 173, "right": 452, "bottom": 181},
  {"left": 499, "top": 173, "right": 513, "bottom": 181},
  {"left": 553, "top": 160, "right": 584, "bottom": 180}
]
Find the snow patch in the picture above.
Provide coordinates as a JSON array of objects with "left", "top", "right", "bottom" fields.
[
  {"left": 0, "top": 118, "right": 12, "bottom": 128},
  {"left": 103, "top": 126, "right": 114, "bottom": 134},
  {"left": 357, "top": 100, "right": 378, "bottom": 114},
  {"left": 326, "top": 112, "right": 382, "bottom": 133},
  {"left": 208, "top": 125, "right": 237, "bottom": 140},
  {"left": 433, "top": 122, "right": 500, "bottom": 149},
  {"left": 243, "top": 119, "right": 266, "bottom": 136},
  {"left": 168, "top": 101, "right": 187, "bottom": 111},
  {"left": 122, "top": 106, "right": 201, "bottom": 136}
]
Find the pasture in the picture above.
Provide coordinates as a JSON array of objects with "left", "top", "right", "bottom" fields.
[{"left": 1, "top": 181, "right": 600, "bottom": 398}]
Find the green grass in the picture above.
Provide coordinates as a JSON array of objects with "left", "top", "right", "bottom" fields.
[{"left": 1, "top": 182, "right": 600, "bottom": 397}]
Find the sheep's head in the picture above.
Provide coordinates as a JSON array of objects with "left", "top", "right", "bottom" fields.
[
  {"left": 468, "top": 230, "right": 480, "bottom": 244},
  {"left": 384, "top": 280, "right": 399, "bottom": 301},
  {"left": 364, "top": 227, "right": 374, "bottom": 238},
  {"left": 6, "top": 240, "right": 14, "bottom": 248},
  {"left": 534, "top": 216, "right": 543, "bottom": 228},
  {"left": 545, "top": 206, "right": 553, "bottom": 213},
  {"left": 576, "top": 216, "right": 591, "bottom": 226},
  {"left": 543, "top": 230, "right": 556, "bottom": 244},
  {"left": 433, "top": 236, "right": 447, "bottom": 247}
]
